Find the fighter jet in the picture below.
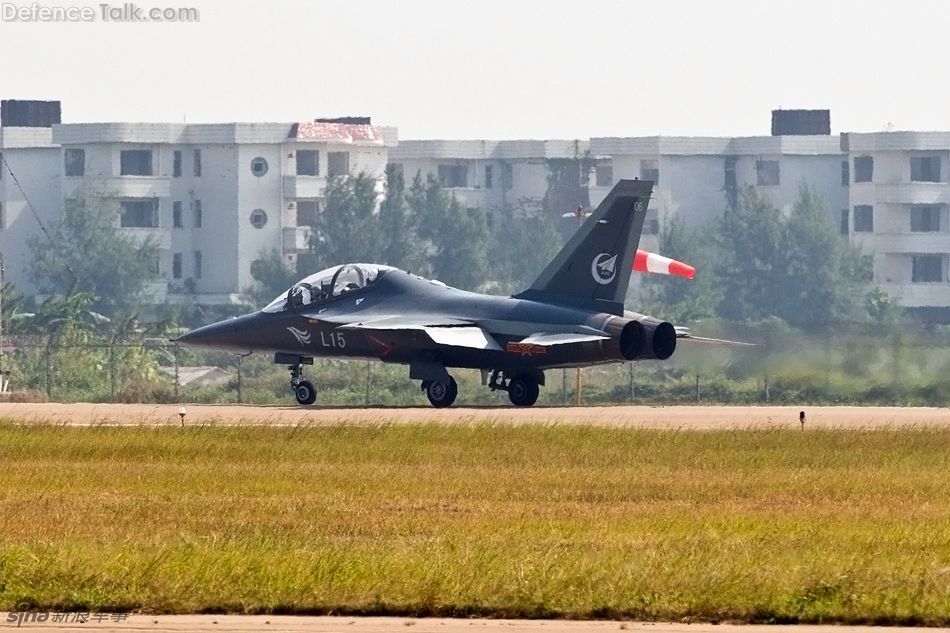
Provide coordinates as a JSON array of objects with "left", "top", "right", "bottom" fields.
[{"left": 176, "top": 179, "right": 722, "bottom": 407}]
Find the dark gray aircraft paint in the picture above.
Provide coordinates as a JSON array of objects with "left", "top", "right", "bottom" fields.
[{"left": 176, "top": 179, "right": 715, "bottom": 407}]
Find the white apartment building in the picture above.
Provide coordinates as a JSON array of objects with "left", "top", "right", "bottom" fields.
[
  {"left": 389, "top": 139, "right": 594, "bottom": 219},
  {"left": 843, "top": 131, "right": 950, "bottom": 319},
  {"left": 0, "top": 125, "right": 62, "bottom": 292},
  {"left": 52, "top": 120, "right": 396, "bottom": 305},
  {"left": 589, "top": 135, "right": 848, "bottom": 236}
]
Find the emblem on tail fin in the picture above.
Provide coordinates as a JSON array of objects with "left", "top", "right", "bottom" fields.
[{"left": 591, "top": 253, "right": 618, "bottom": 285}]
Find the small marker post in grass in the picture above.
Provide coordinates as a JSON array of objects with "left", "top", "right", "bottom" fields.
[
  {"left": 799, "top": 410, "right": 805, "bottom": 430},
  {"left": 178, "top": 407, "right": 186, "bottom": 426}
]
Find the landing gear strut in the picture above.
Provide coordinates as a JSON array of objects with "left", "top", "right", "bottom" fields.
[
  {"left": 276, "top": 354, "right": 317, "bottom": 405},
  {"left": 422, "top": 375, "right": 458, "bottom": 408},
  {"left": 488, "top": 370, "right": 541, "bottom": 407}
]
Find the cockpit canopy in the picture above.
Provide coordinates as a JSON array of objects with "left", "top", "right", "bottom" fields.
[{"left": 262, "top": 264, "right": 394, "bottom": 313}]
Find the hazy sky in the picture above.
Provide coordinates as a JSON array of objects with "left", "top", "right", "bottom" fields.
[{"left": 2, "top": 0, "right": 948, "bottom": 139}]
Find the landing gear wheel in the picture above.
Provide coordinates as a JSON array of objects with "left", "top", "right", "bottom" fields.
[
  {"left": 294, "top": 380, "right": 317, "bottom": 405},
  {"left": 508, "top": 375, "right": 539, "bottom": 407},
  {"left": 425, "top": 376, "right": 458, "bottom": 408}
]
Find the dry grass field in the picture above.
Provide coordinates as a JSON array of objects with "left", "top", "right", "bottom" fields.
[{"left": 1, "top": 407, "right": 949, "bottom": 624}]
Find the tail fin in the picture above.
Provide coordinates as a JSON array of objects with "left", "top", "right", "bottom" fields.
[{"left": 515, "top": 179, "right": 653, "bottom": 315}]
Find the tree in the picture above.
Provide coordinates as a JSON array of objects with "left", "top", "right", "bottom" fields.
[
  {"left": 777, "top": 184, "right": 869, "bottom": 326},
  {"left": 711, "top": 184, "right": 872, "bottom": 325},
  {"left": 377, "top": 163, "right": 422, "bottom": 270},
  {"left": 248, "top": 249, "right": 298, "bottom": 307},
  {"left": 408, "top": 173, "right": 490, "bottom": 289},
  {"left": 307, "top": 173, "right": 383, "bottom": 269},
  {"left": 714, "top": 186, "right": 786, "bottom": 322},
  {"left": 488, "top": 204, "right": 564, "bottom": 293},
  {"left": 28, "top": 188, "right": 159, "bottom": 317},
  {"left": 641, "top": 215, "right": 720, "bottom": 323}
]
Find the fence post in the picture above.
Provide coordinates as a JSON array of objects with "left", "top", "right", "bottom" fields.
[
  {"left": 236, "top": 354, "right": 243, "bottom": 404},
  {"left": 45, "top": 338, "right": 52, "bottom": 400},
  {"left": 561, "top": 369, "right": 567, "bottom": 405},
  {"left": 173, "top": 345, "right": 180, "bottom": 401},
  {"left": 628, "top": 363, "right": 635, "bottom": 402},
  {"left": 695, "top": 373, "right": 700, "bottom": 402},
  {"left": 109, "top": 343, "right": 116, "bottom": 402},
  {"left": 365, "top": 361, "right": 371, "bottom": 405}
]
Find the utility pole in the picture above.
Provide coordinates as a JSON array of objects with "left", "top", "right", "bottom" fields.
[{"left": 0, "top": 254, "right": 5, "bottom": 393}]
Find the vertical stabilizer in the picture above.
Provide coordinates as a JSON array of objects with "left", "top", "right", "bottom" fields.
[{"left": 515, "top": 179, "right": 653, "bottom": 314}]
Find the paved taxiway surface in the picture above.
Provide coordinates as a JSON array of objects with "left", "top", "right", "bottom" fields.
[
  {"left": 0, "top": 402, "right": 948, "bottom": 428},
  {"left": 6, "top": 617, "right": 950, "bottom": 633}
]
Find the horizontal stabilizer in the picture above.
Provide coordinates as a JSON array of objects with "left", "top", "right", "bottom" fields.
[
  {"left": 675, "top": 327, "right": 755, "bottom": 346},
  {"left": 520, "top": 332, "right": 609, "bottom": 346}
]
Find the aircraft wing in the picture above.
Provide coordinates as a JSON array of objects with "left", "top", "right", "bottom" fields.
[
  {"left": 334, "top": 315, "right": 473, "bottom": 329},
  {"left": 337, "top": 316, "right": 502, "bottom": 351},
  {"left": 675, "top": 327, "right": 756, "bottom": 346}
]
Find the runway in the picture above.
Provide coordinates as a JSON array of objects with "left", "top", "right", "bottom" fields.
[
  {"left": 0, "top": 402, "right": 948, "bottom": 428},
  {"left": 6, "top": 616, "right": 950, "bottom": 633}
]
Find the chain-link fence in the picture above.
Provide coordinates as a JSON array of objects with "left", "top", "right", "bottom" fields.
[{"left": 2, "top": 327, "right": 950, "bottom": 406}]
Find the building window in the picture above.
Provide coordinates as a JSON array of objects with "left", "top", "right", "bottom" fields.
[
  {"left": 296, "top": 150, "right": 319, "bottom": 176},
  {"left": 840, "top": 209, "right": 849, "bottom": 235},
  {"left": 172, "top": 253, "right": 182, "bottom": 279},
  {"left": 640, "top": 159, "right": 659, "bottom": 185},
  {"left": 120, "top": 150, "right": 153, "bottom": 176},
  {"left": 437, "top": 164, "right": 468, "bottom": 188},
  {"left": 853, "top": 205, "right": 873, "bottom": 232},
  {"left": 756, "top": 160, "right": 780, "bottom": 186},
  {"left": 595, "top": 164, "right": 613, "bottom": 187},
  {"left": 724, "top": 155, "right": 738, "bottom": 204},
  {"left": 841, "top": 160, "right": 849, "bottom": 186},
  {"left": 296, "top": 200, "right": 319, "bottom": 226},
  {"left": 172, "top": 201, "right": 183, "bottom": 228},
  {"left": 502, "top": 163, "right": 513, "bottom": 190},
  {"left": 911, "top": 204, "right": 943, "bottom": 232},
  {"left": 193, "top": 251, "right": 203, "bottom": 279},
  {"left": 328, "top": 151, "right": 350, "bottom": 177},
  {"left": 484, "top": 165, "right": 493, "bottom": 189},
  {"left": 911, "top": 156, "right": 941, "bottom": 183},
  {"left": 912, "top": 255, "right": 944, "bottom": 282},
  {"left": 147, "top": 253, "right": 160, "bottom": 276},
  {"left": 64, "top": 148, "right": 85, "bottom": 177},
  {"left": 193, "top": 149, "right": 202, "bottom": 177},
  {"left": 120, "top": 199, "right": 158, "bottom": 228},
  {"left": 854, "top": 156, "right": 873, "bottom": 183},
  {"left": 250, "top": 208, "right": 268, "bottom": 229},
  {"left": 173, "top": 150, "right": 182, "bottom": 177},
  {"left": 193, "top": 199, "right": 202, "bottom": 228},
  {"left": 250, "top": 157, "right": 269, "bottom": 177}
]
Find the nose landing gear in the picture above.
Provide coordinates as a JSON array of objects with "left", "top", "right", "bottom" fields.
[{"left": 276, "top": 353, "right": 317, "bottom": 405}]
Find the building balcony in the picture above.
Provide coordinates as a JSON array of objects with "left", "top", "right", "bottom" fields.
[
  {"left": 282, "top": 226, "right": 312, "bottom": 253},
  {"left": 854, "top": 231, "right": 950, "bottom": 254},
  {"left": 118, "top": 227, "right": 171, "bottom": 249},
  {"left": 64, "top": 176, "right": 172, "bottom": 199},
  {"left": 881, "top": 282, "right": 950, "bottom": 308},
  {"left": 852, "top": 182, "right": 950, "bottom": 206},
  {"left": 283, "top": 175, "right": 326, "bottom": 199}
]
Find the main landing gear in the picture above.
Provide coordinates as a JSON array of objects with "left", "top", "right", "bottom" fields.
[
  {"left": 276, "top": 353, "right": 317, "bottom": 405},
  {"left": 488, "top": 370, "right": 542, "bottom": 407},
  {"left": 421, "top": 375, "right": 458, "bottom": 408}
]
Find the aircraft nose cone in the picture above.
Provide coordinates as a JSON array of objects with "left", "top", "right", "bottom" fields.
[{"left": 175, "top": 314, "right": 259, "bottom": 351}]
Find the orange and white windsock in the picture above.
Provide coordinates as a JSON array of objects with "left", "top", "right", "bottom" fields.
[{"left": 633, "top": 249, "right": 696, "bottom": 280}]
